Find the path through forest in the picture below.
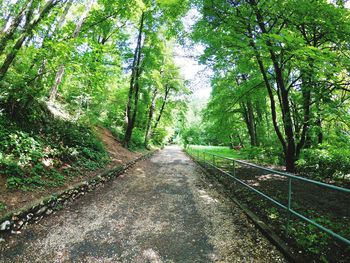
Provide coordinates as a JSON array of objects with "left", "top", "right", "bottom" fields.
[{"left": 0, "top": 146, "right": 286, "bottom": 262}]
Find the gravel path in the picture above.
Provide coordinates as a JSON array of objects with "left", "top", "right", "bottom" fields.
[{"left": 0, "top": 146, "right": 286, "bottom": 263}]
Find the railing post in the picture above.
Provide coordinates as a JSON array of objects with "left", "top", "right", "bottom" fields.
[
  {"left": 285, "top": 177, "right": 292, "bottom": 237},
  {"left": 232, "top": 159, "right": 235, "bottom": 177},
  {"left": 232, "top": 159, "right": 237, "bottom": 187},
  {"left": 203, "top": 151, "right": 206, "bottom": 166},
  {"left": 213, "top": 155, "right": 216, "bottom": 167}
]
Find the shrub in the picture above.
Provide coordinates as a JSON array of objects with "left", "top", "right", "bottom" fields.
[
  {"left": 0, "top": 152, "right": 24, "bottom": 177},
  {"left": 6, "top": 131, "right": 46, "bottom": 166},
  {"left": 0, "top": 114, "right": 109, "bottom": 190},
  {"left": 296, "top": 146, "right": 350, "bottom": 181},
  {"left": 151, "top": 128, "right": 168, "bottom": 146},
  {"left": 289, "top": 217, "right": 331, "bottom": 255},
  {"left": 0, "top": 202, "right": 6, "bottom": 211},
  {"left": 241, "top": 146, "right": 284, "bottom": 165},
  {"left": 130, "top": 128, "right": 145, "bottom": 149}
]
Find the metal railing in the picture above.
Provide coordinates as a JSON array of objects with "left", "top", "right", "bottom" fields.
[{"left": 186, "top": 147, "right": 350, "bottom": 246}]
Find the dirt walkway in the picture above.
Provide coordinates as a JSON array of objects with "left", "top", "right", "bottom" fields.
[{"left": 0, "top": 146, "right": 286, "bottom": 263}]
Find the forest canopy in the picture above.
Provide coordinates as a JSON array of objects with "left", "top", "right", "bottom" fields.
[
  {"left": 1, "top": 0, "right": 350, "bottom": 181},
  {"left": 0, "top": 0, "right": 191, "bottom": 190},
  {"left": 0, "top": 0, "right": 189, "bottom": 148},
  {"left": 185, "top": 0, "right": 350, "bottom": 176}
]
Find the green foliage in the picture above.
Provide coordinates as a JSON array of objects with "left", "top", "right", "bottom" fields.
[
  {"left": 296, "top": 146, "right": 350, "bottom": 181},
  {"left": 191, "top": 0, "right": 350, "bottom": 173},
  {"left": 190, "top": 145, "right": 243, "bottom": 159},
  {"left": 151, "top": 128, "right": 168, "bottom": 146},
  {"left": 181, "top": 126, "right": 206, "bottom": 147},
  {"left": 130, "top": 128, "right": 145, "bottom": 149},
  {"left": 0, "top": 155, "right": 24, "bottom": 178},
  {"left": 0, "top": 202, "right": 6, "bottom": 212},
  {"left": 0, "top": 0, "right": 190, "bottom": 190},
  {"left": 0, "top": 112, "right": 109, "bottom": 191},
  {"left": 266, "top": 207, "right": 280, "bottom": 220},
  {"left": 240, "top": 146, "right": 284, "bottom": 165},
  {"left": 46, "top": 120, "right": 108, "bottom": 163},
  {"left": 291, "top": 223, "right": 329, "bottom": 255},
  {"left": 287, "top": 215, "right": 348, "bottom": 255}
]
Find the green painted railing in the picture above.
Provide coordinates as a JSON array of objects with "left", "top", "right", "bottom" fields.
[{"left": 186, "top": 147, "right": 350, "bottom": 246}]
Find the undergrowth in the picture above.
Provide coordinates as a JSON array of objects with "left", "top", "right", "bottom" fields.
[
  {"left": 0, "top": 105, "right": 109, "bottom": 191},
  {"left": 0, "top": 202, "right": 6, "bottom": 212}
]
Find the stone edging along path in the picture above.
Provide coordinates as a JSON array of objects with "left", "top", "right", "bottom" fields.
[{"left": 0, "top": 151, "right": 155, "bottom": 239}]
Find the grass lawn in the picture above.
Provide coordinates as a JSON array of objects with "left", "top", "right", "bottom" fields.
[{"left": 188, "top": 145, "right": 244, "bottom": 159}]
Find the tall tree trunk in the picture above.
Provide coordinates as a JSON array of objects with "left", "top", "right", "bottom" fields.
[
  {"left": 144, "top": 87, "right": 158, "bottom": 147},
  {"left": 49, "top": 65, "right": 65, "bottom": 101},
  {"left": 247, "top": 26, "right": 286, "bottom": 153},
  {"left": 249, "top": 1, "right": 296, "bottom": 171},
  {"left": 242, "top": 101, "right": 258, "bottom": 146},
  {"left": 317, "top": 118, "right": 323, "bottom": 144},
  {"left": 296, "top": 77, "right": 311, "bottom": 157},
  {"left": 241, "top": 103, "right": 251, "bottom": 145},
  {"left": 237, "top": 132, "right": 244, "bottom": 147},
  {"left": 316, "top": 100, "right": 323, "bottom": 145},
  {"left": 0, "top": 0, "right": 60, "bottom": 82},
  {"left": 0, "top": 0, "right": 32, "bottom": 55},
  {"left": 49, "top": 0, "right": 92, "bottom": 101},
  {"left": 30, "top": 1, "right": 72, "bottom": 88},
  {"left": 124, "top": 12, "right": 145, "bottom": 147},
  {"left": 153, "top": 84, "right": 170, "bottom": 130},
  {"left": 56, "top": 0, "right": 73, "bottom": 29}
]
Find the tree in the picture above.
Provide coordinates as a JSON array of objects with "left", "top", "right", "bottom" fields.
[
  {"left": 0, "top": 0, "right": 63, "bottom": 82},
  {"left": 193, "top": 0, "right": 350, "bottom": 171}
]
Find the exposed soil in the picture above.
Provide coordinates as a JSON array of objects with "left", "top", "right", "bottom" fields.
[
  {"left": 0, "top": 127, "right": 140, "bottom": 218},
  {"left": 0, "top": 146, "right": 286, "bottom": 262},
  {"left": 94, "top": 126, "right": 140, "bottom": 165}
]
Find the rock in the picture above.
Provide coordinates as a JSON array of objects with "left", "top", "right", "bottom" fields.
[
  {"left": 13, "top": 211, "right": 21, "bottom": 217},
  {"left": 46, "top": 209, "right": 53, "bottom": 215},
  {"left": 34, "top": 216, "right": 43, "bottom": 223},
  {"left": 0, "top": 238, "right": 5, "bottom": 242},
  {"left": 0, "top": 220, "right": 11, "bottom": 231},
  {"left": 26, "top": 213, "right": 33, "bottom": 220},
  {"left": 35, "top": 206, "right": 48, "bottom": 215}
]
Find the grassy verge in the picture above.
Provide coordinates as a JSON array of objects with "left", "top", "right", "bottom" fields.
[{"left": 188, "top": 145, "right": 244, "bottom": 159}]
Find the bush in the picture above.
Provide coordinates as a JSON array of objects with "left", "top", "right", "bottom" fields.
[
  {"left": 241, "top": 146, "right": 284, "bottom": 165},
  {"left": 109, "top": 126, "right": 124, "bottom": 141},
  {"left": 151, "top": 128, "right": 168, "bottom": 146},
  {"left": 0, "top": 113, "right": 109, "bottom": 190},
  {"left": 6, "top": 131, "right": 46, "bottom": 165},
  {"left": 130, "top": 128, "right": 145, "bottom": 149},
  {"left": 296, "top": 146, "right": 350, "bottom": 181},
  {"left": 289, "top": 217, "right": 332, "bottom": 255},
  {"left": 0, "top": 202, "right": 6, "bottom": 211},
  {"left": 0, "top": 154, "right": 24, "bottom": 178}
]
